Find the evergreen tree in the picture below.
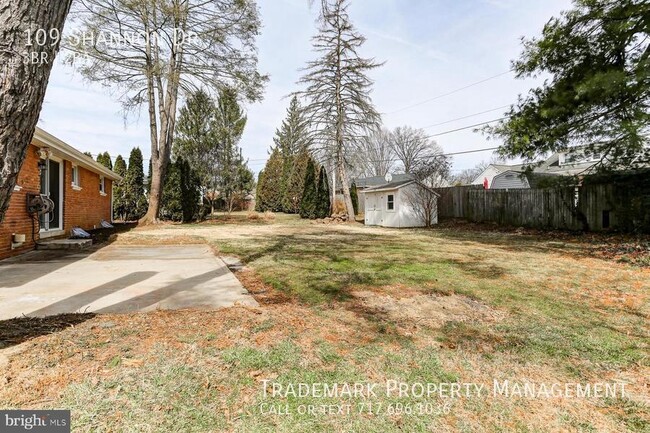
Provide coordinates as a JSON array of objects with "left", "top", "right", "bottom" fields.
[
  {"left": 174, "top": 89, "right": 220, "bottom": 213},
  {"left": 350, "top": 180, "right": 359, "bottom": 216},
  {"left": 256, "top": 148, "right": 284, "bottom": 211},
  {"left": 124, "top": 147, "right": 146, "bottom": 221},
  {"left": 96, "top": 152, "right": 113, "bottom": 170},
  {"left": 297, "top": 0, "right": 382, "bottom": 217},
  {"left": 488, "top": 0, "right": 650, "bottom": 168},
  {"left": 283, "top": 148, "right": 310, "bottom": 214},
  {"left": 255, "top": 169, "right": 266, "bottom": 212},
  {"left": 299, "top": 158, "right": 318, "bottom": 219},
  {"left": 214, "top": 87, "right": 252, "bottom": 213},
  {"left": 113, "top": 155, "right": 127, "bottom": 220},
  {"left": 272, "top": 96, "right": 311, "bottom": 211},
  {"left": 315, "top": 166, "right": 331, "bottom": 218},
  {"left": 161, "top": 161, "right": 183, "bottom": 221},
  {"left": 161, "top": 158, "right": 200, "bottom": 222}
]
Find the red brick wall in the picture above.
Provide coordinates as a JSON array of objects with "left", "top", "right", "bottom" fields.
[
  {"left": 0, "top": 144, "right": 113, "bottom": 261},
  {"left": 63, "top": 160, "right": 112, "bottom": 231},
  {"left": 0, "top": 145, "right": 42, "bottom": 259}
]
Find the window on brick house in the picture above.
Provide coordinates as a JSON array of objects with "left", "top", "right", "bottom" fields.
[
  {"left": 72, "top": 165, "right": 80, "bottom": 188},
  {"left": 99, "top": 176, "right": 105, "bottom": 194}
]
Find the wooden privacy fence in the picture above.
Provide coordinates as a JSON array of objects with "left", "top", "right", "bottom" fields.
[{"left": 434, "top": 182, "right": 650, "bottom": 232}]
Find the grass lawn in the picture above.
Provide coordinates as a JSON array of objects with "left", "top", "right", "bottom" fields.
[{"left": 1, "top": 213, "right": 648, "bottom": 432}]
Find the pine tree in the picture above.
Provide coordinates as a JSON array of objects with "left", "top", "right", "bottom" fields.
[
  {"left": 96, "top": 152, "right": 113, "bottom": 170},
  {"left": 297, "top": 0, "right": 382, "bottom": 218},
  {"left": 255, "top": 169, "right": 266, "bottom": 212},
  {"left": 487, "top": 0, "right": 650, "bottom": 168},
  {"left": 299, "top": 158, "right": 318, "bottom": 219},
  {"left": 125, "top": 147, "right": 146, "bottom": 221},
  {"left": 161, "top": 158, "right": 200, "bottom": 222},
  {"left": 283, "top": 148, "right": 310, "bottom": 214},
  {"left": 350, "top": 180, "right": 359, "bottom": 216},
  {"left": 161, "top": 161, "right": 183, "bottom": 221},
  {"left": 113, "top": 155, "right": 127, "bottom": 220},
  {"left": 315, "top": 166, "right": 331, "bottom": 219},
  {"left": 257, "top": 148, "right": 284, "bottom": 211}
]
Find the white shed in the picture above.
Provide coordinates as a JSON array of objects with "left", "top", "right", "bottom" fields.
[{"left": 361, "top": 178, "right": 439, "bottom": 228}]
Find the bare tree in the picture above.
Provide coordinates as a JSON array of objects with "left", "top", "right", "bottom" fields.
[
  {"left": 0, "top": 0, "right": 73, "bottom": 222},
  {"left": 353, "top": 128, "right": 395, "bottom": 178},
  {"left": 296, "top": 0, "right": 382, "bottom": 218},
  {"left": 68, "top": 0, "right": 266, "bottom": 223},
  {"left": 402, "top": 155, "right": 450, "bottom": 228},
  {"left": 403, "top": 183, "right": 439, "bottom": 228},
  {"left": 391, "top": 126, "right": 442, "bottom": 174}
]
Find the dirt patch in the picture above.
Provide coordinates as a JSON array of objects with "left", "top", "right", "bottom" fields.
[
  {"left": 351, "top": 289, "right": 505, "bottom": 329},
  {"left": 234, "top": 269, "right": 294, "bottom": 305},
  {"left": 0, "top": 313, "right": 96, "bottom": 349}
]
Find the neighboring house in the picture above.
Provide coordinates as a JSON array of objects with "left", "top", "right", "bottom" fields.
[
  {"left": 491, "top": 170, "right": 531, "bottom": 189},
  {"left": 471, "top": 149, "right": 601, "bottom": 189},
  {"left": 361, "top": 177, "right": 439, "bottom": 228},
  {"left": 472, "top": 164, "right": 526, "bottom": 189},
  {"left": 0, "top": 127, "right": 122, "bottom": 260}
]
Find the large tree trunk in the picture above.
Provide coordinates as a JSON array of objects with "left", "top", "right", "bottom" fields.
[
  {"left": 337, "top": 150, "right": 355, "bottom": 219},
  {"left": 0, "top": 0, "right": 72, "bottom": 222}
]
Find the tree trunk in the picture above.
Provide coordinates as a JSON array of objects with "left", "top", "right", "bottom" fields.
[
  {"left": 337, "top": 152, "right": 355, "bottom": 219},
  {"left": 0, "top": 0, "right": 72, "bottom": 222}
]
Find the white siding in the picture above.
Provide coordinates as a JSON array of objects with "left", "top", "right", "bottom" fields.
[
  {"left": 472, "top": 165, "right": 501, "bottom": 187},
  {"left": 491, "top": 171, "right": 530, "bottom": 189},
  {"left": 363, "top": 184, "right": 437, "bottom": 228}
]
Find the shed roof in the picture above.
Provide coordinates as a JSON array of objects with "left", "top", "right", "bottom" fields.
[
  {"left": 360, "top": 178, "right": 414, "bottom": 193},
  {"left": 354, "top": 173, "right": 414, "bottom": 188}
]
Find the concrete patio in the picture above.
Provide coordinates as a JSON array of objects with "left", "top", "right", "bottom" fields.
[{"left": 0, "top": 245, "right": 258, "bottom": 320}]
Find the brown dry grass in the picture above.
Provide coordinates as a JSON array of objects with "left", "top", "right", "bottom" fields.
[{"left": 1, "top": 214, "right": 648, "bottom": 432}]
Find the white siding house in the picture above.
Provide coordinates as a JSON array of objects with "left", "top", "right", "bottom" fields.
[
  {"left": 491, "top": 170, "right": 530, "bottom": 189},
  {"left": 361, "top": 179, "right": 439, "bottom": 228}
]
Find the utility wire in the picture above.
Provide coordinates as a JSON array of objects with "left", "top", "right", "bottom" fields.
[
  {"left": 420, "top": 105, "right": 511, "bottom": 129},
  {"left": 425, "top": 116, "right": 509, "bottom": 138},
  {"left": 383, "top": 70, "right": 512, "bottom": 115}
]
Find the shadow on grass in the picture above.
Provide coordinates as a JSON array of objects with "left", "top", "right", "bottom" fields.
[{"left": 0, "top": 313, "right": 96, "bottom": 349}]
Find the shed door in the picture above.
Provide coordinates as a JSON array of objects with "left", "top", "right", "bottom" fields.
[{"left": 365, "top": 194, "right": 379, "bottom": 225}]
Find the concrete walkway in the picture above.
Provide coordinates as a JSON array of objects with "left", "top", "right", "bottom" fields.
[{"left": 0, "top": 245, "right": 258, "bottom": 320}]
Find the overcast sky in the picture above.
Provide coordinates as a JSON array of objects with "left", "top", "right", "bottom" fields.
[{"left": 38, "top": 0, "right": 572, "bottom": 176}]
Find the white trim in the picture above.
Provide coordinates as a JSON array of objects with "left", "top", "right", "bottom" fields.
[
  {"left": 39, "top": 156, "right": 64, "bottom": 233},
  {"left": 71, "top": 164, "right": 81, "bottom": 188},
  {"left": 13, "top": 185, "right": 22, "bottom": 191},
  {"left": 99, "top": 176, "right": 106, "bottom": 194},
  {"left": 33, "top": 127, "right": 122, "bottom": 181},
  {"left": 100, "top": 192, "right": 107, "bottom": 197}
]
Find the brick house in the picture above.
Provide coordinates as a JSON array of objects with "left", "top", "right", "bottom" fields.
[{"left": 0, "top": 127, "right": 122, "bottom": 260}]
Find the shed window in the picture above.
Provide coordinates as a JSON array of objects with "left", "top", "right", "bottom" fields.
[
  {"left": 99, "top": 176, "right": 105, "bottom": 194},
  {"left": 387, "top": 194, "right": 394, "bottom": 210}
]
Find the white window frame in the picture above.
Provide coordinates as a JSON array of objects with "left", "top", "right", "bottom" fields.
[
  {"left": 71, "top": 164, "right": 82, "bottom": 190},
  {"left": 386, "top": 194, "right": 395, "bottom": 211},
  {"left": 99, "top": 175, "right": 106, "bottom": 195}
]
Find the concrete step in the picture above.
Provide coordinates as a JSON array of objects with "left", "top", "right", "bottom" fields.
[{"left": 37, "top": 238, "right": 92, "bottom": 251}]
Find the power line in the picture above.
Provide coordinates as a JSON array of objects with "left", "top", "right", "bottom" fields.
[
  {"left": 420, "top": 105, "right": 510, "bottom": 129},
  {"left": 383, "top": 70, "right": 512, "bottom": 115},
  {"left": 426, "top": 116, "right": 508, "bottom": 138},
  {"left": 247, "top": 145, "right": 500, "bottom": 167}
]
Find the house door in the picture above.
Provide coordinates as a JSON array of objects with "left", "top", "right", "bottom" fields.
[{"left": 40, "top": 158, "right": 63, "bottom": 231}]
